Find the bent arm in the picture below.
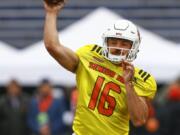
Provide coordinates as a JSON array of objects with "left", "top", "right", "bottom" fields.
[
  {"left": 43, "top": 3, "right": 79, "bottom": 73},
  {"left": 125, "top": 82, "right": 149, "bottom": 127}
]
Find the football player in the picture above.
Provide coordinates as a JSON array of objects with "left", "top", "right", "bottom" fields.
[{"left": 43, "top": 1, "right": 157, "bottom": 135}]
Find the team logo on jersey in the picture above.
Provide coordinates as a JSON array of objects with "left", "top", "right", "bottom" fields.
[{"left": 92, "top": 56, "right": 104, "bottom": 63}]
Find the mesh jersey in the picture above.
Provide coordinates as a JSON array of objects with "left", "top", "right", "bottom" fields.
[{"left": 73, "top": 44, "right": 157, "bottom": 135}]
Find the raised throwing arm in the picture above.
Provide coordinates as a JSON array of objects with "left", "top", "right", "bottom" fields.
[{"left": 43, "top": 1, "right": 79, "bottom": 73}]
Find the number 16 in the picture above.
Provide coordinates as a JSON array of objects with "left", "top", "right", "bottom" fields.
[{"left": 88, "top": 76, "right": 121, "bottom": 116}]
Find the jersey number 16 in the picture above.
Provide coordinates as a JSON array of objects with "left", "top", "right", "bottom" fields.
[{"left": 88, "top": 76, "right": 121, "bottom": 116}]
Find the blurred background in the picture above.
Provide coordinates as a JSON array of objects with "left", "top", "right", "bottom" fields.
[{"left": 0, "top": 0, "right": 180, "bottom": 135}]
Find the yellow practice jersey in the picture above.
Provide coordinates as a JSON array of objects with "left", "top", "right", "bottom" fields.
[{"left": 73, "top": 44, "right": 157, "bottom": 135}]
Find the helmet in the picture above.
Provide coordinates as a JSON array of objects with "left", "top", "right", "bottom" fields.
[{"left": 102, "top": 19, "right": 141, "bottom": 63}]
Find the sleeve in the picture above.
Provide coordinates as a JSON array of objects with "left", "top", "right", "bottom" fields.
[
  {"left": 50, "top": 98, "right": 67, "bottom": 133},
  {"left": 75, "top": 45, "right": 86, "bottom": 74},
  {"left": 75, "top": 46, "right": 84, "bottom": 57},
  {"left": 75, "top": 44, "right": 94, "bottom": 57},
  {"left": 133, "top": 73, "right": 157, "bottom": 99},
  {"left": 27, "top": 99, "right": 40, "bottom": 134},
  {"left": 75, "top": 44, "right": 95, "bottom": 74}
]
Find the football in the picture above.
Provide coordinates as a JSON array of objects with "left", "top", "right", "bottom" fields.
[{"left": 44, "top": 0, "right": 65, "bottom": 6}]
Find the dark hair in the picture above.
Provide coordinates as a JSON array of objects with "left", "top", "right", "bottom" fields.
[
  {"left": 39, "top": 79, "right": 51, "bottom": 87},
  {"left": 7, "top": 79, "right": 21, "bottom": 88},
  {"left": 40, "top": 79, "right": 50, "bottom": 84}
]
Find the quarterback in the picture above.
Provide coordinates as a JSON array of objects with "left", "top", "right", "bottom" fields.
[{"left": 43, "top": 1, "right": 157, "bottom": 135}]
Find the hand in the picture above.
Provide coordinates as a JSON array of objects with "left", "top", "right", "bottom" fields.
[
  {"left": 122, "top": 61, "right": 135, "bottom": 84},
  {"left": 44, "top": 0, "right": 67, "bottom": 14},
  {"left": 40, "top": 125, "right": 50, "bottom": 135}
]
